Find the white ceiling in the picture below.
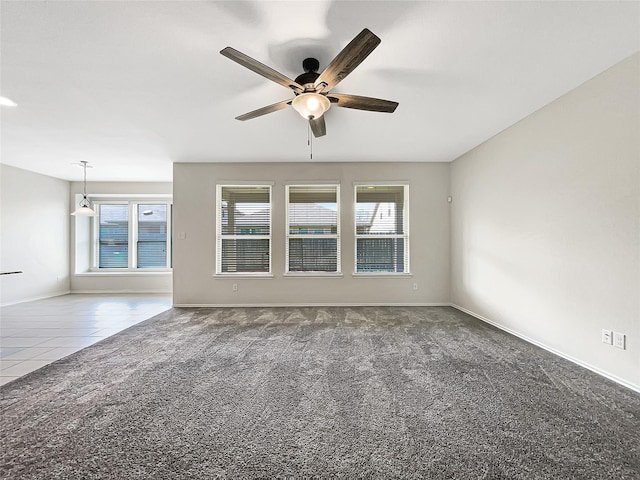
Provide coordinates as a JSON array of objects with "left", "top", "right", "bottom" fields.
[{"left": 1, "top": 1, "right": 638, "bottom": 182}]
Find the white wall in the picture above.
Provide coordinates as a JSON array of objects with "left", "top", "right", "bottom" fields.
[
  {"left": 450, "top": 53, "right": 640, "bottom": 390},
  {"left": 173, "top": 162, "right": 450, "bottom": 306},
  {"left": 70, "top": 181, "right": 173, "bottom": 294},
  {"left": 0, "top": 165, "right": 70, "bottom": 305}
]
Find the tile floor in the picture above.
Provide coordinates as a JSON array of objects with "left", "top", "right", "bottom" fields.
[{"left": 0, "top": 293, "right": 172, "bottom": 386}]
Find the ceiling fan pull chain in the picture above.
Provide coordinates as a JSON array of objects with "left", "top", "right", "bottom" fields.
[{"left": 308, "top": 122, "right": 313, "bottom": 160}]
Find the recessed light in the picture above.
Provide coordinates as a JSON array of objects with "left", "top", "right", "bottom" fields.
[{"left": 0, "top": 96, "right": 18, "bottom": 107}]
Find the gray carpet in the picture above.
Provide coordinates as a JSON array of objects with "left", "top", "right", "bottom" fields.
[{"left": 1, "top": 306, "right": 639, "bottom": 479}]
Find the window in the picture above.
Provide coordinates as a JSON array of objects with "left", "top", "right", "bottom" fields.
[
  {"left": 98, "top": 204, "right": 129, "bottom": 268},
  {"left": 137, "top": 204, "right": 170, "bottom": 268},
  {"left": 286, "top": 185, "right": 340, "bottom": 274},
  {"left": 216, "top": 185, "right": 271, "bottom": 274},
  {"left": 355, "top": 184, "right": 409, "bottom": 273},
  {"left": 94, "top": 201, "right": 171, "bottom": 270}
]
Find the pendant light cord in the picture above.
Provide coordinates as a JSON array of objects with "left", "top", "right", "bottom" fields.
[{"left": 82, "top": 162, "right": 87, "bottom": 198}]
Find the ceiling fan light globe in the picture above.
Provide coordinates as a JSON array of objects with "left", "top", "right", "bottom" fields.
[{"left": 292, "top": 93, "right": 330, "bottom": 120}]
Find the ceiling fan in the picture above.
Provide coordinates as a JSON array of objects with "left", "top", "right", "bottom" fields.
[{"left": 220, "top": 28, "right": 399, "bottom": 138}]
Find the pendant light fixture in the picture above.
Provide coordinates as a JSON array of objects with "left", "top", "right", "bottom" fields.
[
  {"left": 71, "top": 161, "right": 96, "bottom": 217},
  {"left": 0, "top": 96, "right": 18, "bottom": 107}
]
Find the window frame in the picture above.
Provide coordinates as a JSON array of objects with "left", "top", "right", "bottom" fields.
[
  {"left": 285, "top": 184, "right": 341, "bottom": 276},
  {"left": 353, "top": 182, "right": 410, "bottom": 276},
  {"left": 215, "top": 183, "right": 273, "bottom": 277},
  {"left": 91, "top": 199, "right": 173, "bottom": 272}
]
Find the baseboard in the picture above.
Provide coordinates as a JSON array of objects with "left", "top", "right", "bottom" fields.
[
  {"left": 451, "top": 304, "right": 640, "bottom": 394},
  {"left": 0, "top": 290, "right": 71, "bottom": 307},
  {"left": 172, "top": 302, "right": 451, "bottom": 308},
  {"left": 71, "top": 290, "right": 172, "bottom": 294}
]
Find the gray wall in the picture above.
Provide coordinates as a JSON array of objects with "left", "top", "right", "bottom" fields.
[
  {"left": 0, "top": 164, "right": 70, "bottom": 305},
  {"left": 70, "top": 181, "right": 173, "bottom": 293},
  {"left": 173, "top": 162, "right": 451, "bottom": 306},
  {"left": 450, "top": 53, "right": 639, "bottom": 390}
]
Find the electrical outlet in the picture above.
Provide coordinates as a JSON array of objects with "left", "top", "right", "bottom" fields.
[
  {"left": 602, "top": 329, "right": 613, "bottom": 345},
  {"left": 613, "top": 332, "right": 626, "bottom": 350},
  {"left": 412, "top": 283, "right": 418, "bottom": 291},
  {"left": 232, "top": 283, "right": 238, "bottom": 292}
]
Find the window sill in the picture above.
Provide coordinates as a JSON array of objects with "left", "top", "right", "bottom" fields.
[
  {"left": 76, "top": 270, "right": 172, "bottom": 277},
  {"left": 283, "top": 272, "right": 343, "bottom": 278},
  {"left": 214, "top": 274, "right": 274, "bottom": 279},
  {"left": 352, "top": 272, "right": 412, "bottom": 278}
]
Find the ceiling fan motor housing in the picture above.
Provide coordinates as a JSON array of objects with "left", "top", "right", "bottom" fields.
[{"left": 295, "top": 58, "right": 321, "bottom": 90}]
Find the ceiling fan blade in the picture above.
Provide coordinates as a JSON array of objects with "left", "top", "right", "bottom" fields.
[
  {"left": 235, "top": 99, "right": 294, "bottom": 121},
  {"left": 327, "top": 93, "right": 398, "bottom": 113},
  {"left": 314, "top": 28, "right": 381, "bottom": 91},
  {"left": 309, "top": 116, "right": 326, "bottom": 137},
  {"left": 221, "top": 47, "right": 304, "bottom": 93}
]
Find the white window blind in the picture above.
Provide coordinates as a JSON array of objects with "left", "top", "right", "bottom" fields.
[
  {"left": 286, "top": 185, "right": 340, "bottom": 273},
  {"left": 355, "top": 185, "right": 409, "bottom": 273},
  {"left": 137, "top": 204, "right": 168, "bottom": 268},
  {"left": 98, "top": 204, "right": 129, "bottom": 268},
  {"left": 217, "top": 185, "right": 271, "bottom": 274}
]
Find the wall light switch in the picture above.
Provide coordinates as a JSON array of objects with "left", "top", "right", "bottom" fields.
[
  {"left": 602, "top": 329, "right": 613, "bottom": 345},
  {"left": 178, "top": 232, "right": 186, "bottom": 240},
  {"left": 613, "top": 332, "right": 626, "bottom": 350}
]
